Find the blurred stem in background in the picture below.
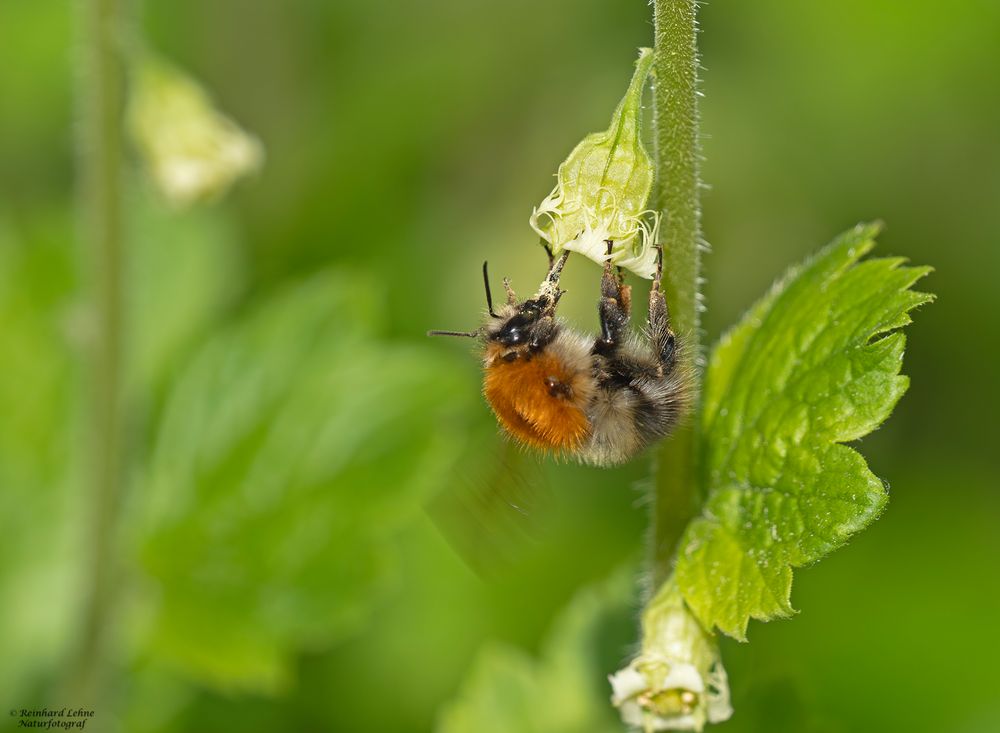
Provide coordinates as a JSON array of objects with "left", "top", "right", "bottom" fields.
[
  {"left": 68, "top": 0, "right": 126, "bottom": 706},
  {"left": 650, "top": 0, "right": 703, "bottom": 587}
]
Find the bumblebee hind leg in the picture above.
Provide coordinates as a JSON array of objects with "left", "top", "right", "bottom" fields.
[
  {"left": 595, "top": 240, "right": 632, "bottom": 354},
  {"left": 648, "top": 245, "right": 677, "bottom": 372}
]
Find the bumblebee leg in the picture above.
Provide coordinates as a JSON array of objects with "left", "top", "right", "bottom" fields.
[
  {"left": 648, "top": 245, "right": 676, "bottom": 371},
  {"left": 544, "top": 250, "right": 570, "bottom": 285},
  {"left": 596, "top": 240, "right": 632, "bottom": 354},
  {"left": 503, "top": 277, "right": 516, "bottom": 305},
  {"left": 536, "top": 250, "right": 570, "bottom": 310}
]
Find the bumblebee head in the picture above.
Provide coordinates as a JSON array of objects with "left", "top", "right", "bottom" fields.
[
  {"left": 428, "top": 255, "right": 568, "bottom": 347},
  {"left": 492, "top": 306, "right": 537, "bottom": 346},
  {"left": 486, "top": 297, "right": 556, "bottom": 352}
]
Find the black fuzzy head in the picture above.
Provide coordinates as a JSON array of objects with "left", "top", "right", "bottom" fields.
[
  {"left": 487, "top": 298, "right": 557, "bottom": 352},
  {"left": 427, "top": 255, "right": 567, "bottom": 346}
]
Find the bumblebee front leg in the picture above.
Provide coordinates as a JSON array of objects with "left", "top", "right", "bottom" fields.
[
  {"left": 535, "top": 250, "right": 570, "bottom": 310},
  {"left": 595, "top": 240, "right": 632, "bottom": 354},
  {"left": 502, "top": 277, "right": 516, "bottom": 305},
  {"left": 648, "top": 246, "right": 677, "bottom": 371}
]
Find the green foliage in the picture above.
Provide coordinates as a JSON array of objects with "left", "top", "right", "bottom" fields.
[
  {"left": 0, "top": 214, "right": 80, "bottom": 706},
  {"left": 126, "top": 189, "right": 241, "bottom": 399},
  {"left": 0, "top": 198, "right": 240, "bottom": 710},
  {"left": 676, "top": 224, "right": 933, "bottom": 639},
  {"left": 136, "top": 271, "right": 478, "bottom": 691},
  {"left": 436, "top": 570, "right": 632, "bottom": 733},
  {"left": 0, "top": 214, "right": 76, "bottom": 501}
]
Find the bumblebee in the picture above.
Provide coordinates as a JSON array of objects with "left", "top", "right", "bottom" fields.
[{"left": 430, "top": 245, "right": 688, "bottom": 466}]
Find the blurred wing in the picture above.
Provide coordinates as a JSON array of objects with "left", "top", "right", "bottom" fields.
[{"left": 427, "top": 434, "right": 550, "bottom": 579}]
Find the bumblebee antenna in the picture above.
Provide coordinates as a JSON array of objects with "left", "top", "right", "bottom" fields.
[
  {"left": 483, "top": 261, "right": 499, "bottom": 318},
  {"left": 427, "top": 329, "right": 480, "bottom": 338}
]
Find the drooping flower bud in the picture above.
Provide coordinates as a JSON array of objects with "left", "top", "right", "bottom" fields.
[
  {"left": 530, "top": 48, "right": 659, "bottom": 278},
  {"left": 127, "top": 56, "right": 263, "bottom": 207},
  {"left": 609, "top": 576, "right": 732, "bottom": 731}
]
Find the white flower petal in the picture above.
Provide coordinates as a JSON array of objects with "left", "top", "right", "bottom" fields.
[
  {"left": 128, "top": 56, "right": 263, "bottom": 207},
  {"left": 660, "top": 663, "right": 705, "bottom": 695},
  {"left": 609, "top": 666, "right": 648, "bottom": 704}
]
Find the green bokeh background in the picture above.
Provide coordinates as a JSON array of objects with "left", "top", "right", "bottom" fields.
[{"left": 1, "top": 1, "right": 998, "bottom": 732}]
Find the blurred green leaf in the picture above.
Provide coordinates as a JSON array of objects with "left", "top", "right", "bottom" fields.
[
  {"left": 436, "top": 569, "right": 632, "bottom": 733},
  {"left": 126, "top": 188, "right": 242, "bottom": 401},
  {"left": 136, "top": 270, "right": 477, "bottom": 692},
  {"left": 0, "top": 213, "right": 80, "bottom": 707},
  {"left": 677, "top": 224, "right": 933, "bottom": 639}
]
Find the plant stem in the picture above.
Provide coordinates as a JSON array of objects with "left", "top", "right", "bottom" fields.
[
  {"left": 650, "top": 0, "right": 703, "bottom": 587},
  {"left": 70, "top": 0, "right": 125, "bottom": 705}
]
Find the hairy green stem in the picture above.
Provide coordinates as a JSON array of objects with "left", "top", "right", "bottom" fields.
[
  {"left": 69, "top": 0, "right": 125, "bottom": 704},
  {"left": 650, "top": 0, "right": 703, "bottom": 587}
]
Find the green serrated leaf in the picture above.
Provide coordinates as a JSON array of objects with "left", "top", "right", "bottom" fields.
[
  {"left": 677, "top": 223, "right": 933, "bottom": 640},
  {"left": 135, "top": 270, "right": 476, "bottom": 691},
  {"left": 436, "top": 570, "right": 632, "bottom": 733}
]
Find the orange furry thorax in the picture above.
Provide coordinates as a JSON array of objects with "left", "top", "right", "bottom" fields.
[{"left": 483, "top": 345, "right": 594, "bottom": 453}]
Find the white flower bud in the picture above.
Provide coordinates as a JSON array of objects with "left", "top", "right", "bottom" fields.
[
  {"left": 610, "top": 576, "right": 732, "bottom": 731},
  {"left": 127, "top": 56, "right": 263, "bottom": 207},
  {"left": 530, "top": 48, "right": 659, "bottom": 279}
]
